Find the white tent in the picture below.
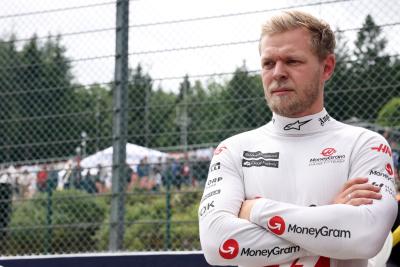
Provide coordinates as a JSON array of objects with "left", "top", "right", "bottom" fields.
[{"left": 80, "top": 143, "right": 168, "bottom": 171}]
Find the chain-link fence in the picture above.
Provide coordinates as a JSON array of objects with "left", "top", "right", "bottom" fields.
[{"left": 0, "top": 0, "right": 399, "bottom": 256}]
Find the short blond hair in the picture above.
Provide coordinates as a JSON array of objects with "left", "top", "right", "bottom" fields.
[{"left": 260, "top": 10, "right": 335, "bottom": 60}]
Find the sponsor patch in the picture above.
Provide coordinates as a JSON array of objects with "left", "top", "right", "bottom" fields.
[
  {"left": 319, "top": 114, "right": 331, "bottom": 126},
  {"left": 209, "top": 162, "right": 221, "bottom": 172},
  {"left": 268, "top": 216, "right": 285, "bottom": 235},
  {"left": 243, "top": 151, "right": 279, "bottom": 159},
  {"left": 321, "top": 148, "right": 336, "bottom": 157},
  {"left": 371, "top": 144, "right": 392, "bottom": 157},
  {"left": 242, "top": 159, "right": 279, "bottom": 168},
  {"left": 214, "top": 145, "right": 227, "bottom": 155},
  {"left": 267, "top": 216, "right": 351, "bottom": 239},
  {"left": 219, "top": 239, "right": 239, "bottom": 259},
  {"left": 369, "top": 169, "right": 395, "bottom": 184},
  {"left": 201, "top": 189, "right": 221, "bottom": 203},
  {"left": 385, "top": 163, "right": 393, "bottom": 176},
  {"left": 205, "top": 177, "right": 223, "bottom": 189},
  {"left": 309, "top": 148, "right": 345, "bottom": 166},
  {"left": 373, "top": 182, "right": 397, "bottom": 199},
  {"left": 199, "top": 200, "right": 215, "bottom": 219},
  {"left": 287, "top": 224, "right": 351, "bottom": 239},
  {"left": 240, "top": 245, "right": 300, "bottom": 257},
  {"left": 284, "top": 119, "right": 312, "bottom": 131}
]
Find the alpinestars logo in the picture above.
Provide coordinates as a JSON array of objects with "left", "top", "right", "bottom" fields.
[
  {"left": 219, "top": 239, "right": 239, "bottom": 259},
  {"left": 309, "top": 148, "right": 345, "bottom": 166},
  {"left": 267, "top": 216, "right": 285, "bottom": 235},
  {"left": 284, "top": 119, "right": 312, "bottom": 131}
]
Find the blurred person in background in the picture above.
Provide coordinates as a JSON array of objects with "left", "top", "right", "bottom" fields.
[
  {"left": 95, "top": 164, "right": 108, "bottom": 193},
  {"left": 47, "top": 164, "right": 59, "bottom": 193},
  {"left": 150, "top": 157, "right": 164, "bottom": 192},
  {"left": 180, "top": 153, "right": 192, "bottom": 187},
  {"left": 0, "top": 165, "right": 13, "bottom": 248},
  {"left": 137, "top": 157, "right": 150, "bottom": 189},
  {"left": 19, "top": 168, "right": 35, "bottom": 198},
  {"left": 390, "top": 140, "right": 399, "bottom": 182},
  {"left": 36, "top": 164, "right": 48, "bottom": 193},
  {"left": 199, "top": 10, "right": 397, "bottom": 267}
]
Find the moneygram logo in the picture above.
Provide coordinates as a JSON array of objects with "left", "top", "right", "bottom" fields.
[
  {"left": 287, "top": 224, "right": 351, "bottom": 239},
  {"left": 386, "top": 163, "right": 394, "bottom": 176},
  {"left": 219, "top": 239, "right": 239, "bottom": 259},
  {"left": 267, "top": 216, "right": 285, "bottom": 235},
  {"left": 309, "top": 148, "right": 345, "bottom": 166},
  {"left": 321, "top": 148, "right": 336, "bottom": 157}
]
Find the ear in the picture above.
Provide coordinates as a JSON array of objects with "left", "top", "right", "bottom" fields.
[{"left": 322, "top": 54, "right": 336, "bottom": 82}]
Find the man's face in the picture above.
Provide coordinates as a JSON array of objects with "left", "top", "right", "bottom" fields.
[{"left": 260, "top": 28, "right": 334, "bottom": 117}]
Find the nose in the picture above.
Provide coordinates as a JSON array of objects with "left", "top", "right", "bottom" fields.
[{"left": 272, "top": 61, "right": 288, "bottom": 81}]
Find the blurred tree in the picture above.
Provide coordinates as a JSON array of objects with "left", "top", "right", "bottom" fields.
[
  {"left": 376, "top": 97, "right": 400, "bottom": 127},
  {"left": 0, "top": 35, "right": 76, "bottom": 162},
  {"left": 127, "top": 64, "right": 153, "bottom": 147},
  {"left": 71, "top": 83, "right": 113, "bottom": 156},
  {"left": 0, "top": 36, "right": 20, "bottom": 162},
  {"left": 220, "top": 62, "right": 270, "bottom": 140},
  {"left": 347, "top": 14, "right": 394, "bottom": 121},
  {"left": 325, "top": 29, "right": 352, "bottom": 120},
  {"left": 149, "top": 86, "right": 178, "bottom": 148}
]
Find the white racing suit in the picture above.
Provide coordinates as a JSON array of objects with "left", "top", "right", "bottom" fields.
[{"left": 198, "top": 109, "right": 398, "bottom": 267}]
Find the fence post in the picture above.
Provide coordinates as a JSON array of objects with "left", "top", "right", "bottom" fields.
[
  {"left": 165, "top": 172, "right": 172, "bottom": 250},
  {"left": 109, "top": 0, "right": 129, "bottom": 251},
  {"left": 45, "top": 182, "right": 53, "bottom": 254}
]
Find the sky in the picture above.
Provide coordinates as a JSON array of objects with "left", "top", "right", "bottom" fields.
[{"left": 1, "top": 0, "right": 399, "bottom": 92}]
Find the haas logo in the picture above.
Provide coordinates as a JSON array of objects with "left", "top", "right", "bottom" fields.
[
  {"left": 268, "top": 216, "right": 285, "bottom": 235},
  {"left": 219, "top": 239, "right": 239, "bottom": 259},
  {"left": 214, "top": 145, "right": 227, "bottom": 155}
]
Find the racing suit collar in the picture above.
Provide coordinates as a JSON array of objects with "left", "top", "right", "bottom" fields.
[{"left": 270, "top": 108, "right": 332, "bottom": 135}]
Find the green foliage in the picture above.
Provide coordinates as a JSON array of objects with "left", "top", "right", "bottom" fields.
[
  {"left": 376, "top": 97, "right": 400, "bottom": 127},
  {"left": 0, "top": 34, "right": 115, "bottom": 162},
  {"left": 96, "top": 189, "right": 202, "bottom": 251},
  {"left": 5, "top": 190, "right": 107, "bottom": 254},
  {"left": 220, "top": 65, "right": 270, "bottom": 139},
  {"left": 127, "top": 64, "right": 153, "bottom": 146},
  {"left": 326, "top": 15, "right": 398, "bottom": 122}
]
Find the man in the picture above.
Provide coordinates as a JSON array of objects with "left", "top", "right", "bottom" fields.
[{"left": 198, "top": 10, "right": 397, "bottom": 267}]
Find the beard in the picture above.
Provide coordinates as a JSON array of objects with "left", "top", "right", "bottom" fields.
[{"left": 265, "top": 74, "right": 322, "bottom": 117}]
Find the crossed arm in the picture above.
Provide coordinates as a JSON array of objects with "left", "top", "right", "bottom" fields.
[
  {"left": 199, "top": 141, "right": 397, "bottom": 266},
  {"left": 239, "top": 177, "right": 382, "bottom": 220}
]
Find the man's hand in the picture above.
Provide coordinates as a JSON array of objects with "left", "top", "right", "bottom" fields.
[
  {"left": 238, "top": 199, "right": 259, "bottom": 221},
  {"left": 333, "top": 177, "right": 382, "bottom": 206}
]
